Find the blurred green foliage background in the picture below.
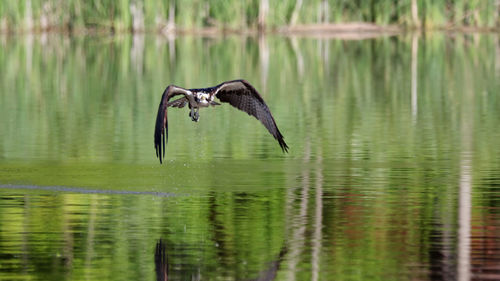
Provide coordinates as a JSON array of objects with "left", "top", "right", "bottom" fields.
[{"left": 0, "top": 0, "right": 499, "bottom": 32}]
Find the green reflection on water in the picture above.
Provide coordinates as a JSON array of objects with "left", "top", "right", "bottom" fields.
[{"left": 0, "top": 34, "right": 499, "bottom": 280}]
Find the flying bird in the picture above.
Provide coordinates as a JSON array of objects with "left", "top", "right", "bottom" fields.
[{"left": 154, "top": 79, "right": 288, "bottom": 163}]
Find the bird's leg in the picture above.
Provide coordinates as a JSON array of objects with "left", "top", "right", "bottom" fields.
[
  {"left": 189, "top": 107, "right": 199, "bottom": 122},
  {"left": 193, "top": 108, "right": 200, "bottom": 122}
]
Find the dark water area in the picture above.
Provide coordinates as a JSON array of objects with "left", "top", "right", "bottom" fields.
[{"left": 0, "top": 33, "right": 500, "bottom": 280}]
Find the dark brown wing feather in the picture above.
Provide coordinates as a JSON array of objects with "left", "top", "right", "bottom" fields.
[
  {"left": 154, "top": 85, "right": 190, "bottom": 163},
  {"left": 167, "top": 97, "right": 188, "bottom": 108},
  {"left": 215, "top": 80, "right": 289, "bottom": 152}
]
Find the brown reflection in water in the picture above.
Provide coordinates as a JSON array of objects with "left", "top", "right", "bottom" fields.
[
  {"left": 470, "top": 212, "right": 500, "bottom": 280},
  {"left": 468, "top": 33, "right": 500, "bottom": 272}
]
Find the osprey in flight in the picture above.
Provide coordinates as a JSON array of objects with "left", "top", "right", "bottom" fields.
[{"left": 154, "top": 79, "right": 289, "bottom": 163}]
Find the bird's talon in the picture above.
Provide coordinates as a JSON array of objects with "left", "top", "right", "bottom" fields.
[{"left": 189, "top": 108, "right": 198, "bottom": 121}]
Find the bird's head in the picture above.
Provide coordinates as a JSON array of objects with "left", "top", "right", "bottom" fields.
[{"left": 196, "top": 92, "right": 211, "bottom": 105}]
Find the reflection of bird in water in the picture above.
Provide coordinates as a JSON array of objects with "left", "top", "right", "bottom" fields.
[
  {"left": 250, "top": 246, "right": 288, "bottom": 281},
  {"left": 154, "top": 239, "right": 287, "bottom": 281},
  {"left": 155, "top": 239, "right": 168, "bottom": 281},
  {"left": 154, "top": 80, "right": 289, "bottom": 163}
]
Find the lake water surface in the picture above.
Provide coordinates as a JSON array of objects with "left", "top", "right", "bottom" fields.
[{"left": 1, "top": 33, "right": 499, "bottom": 280}]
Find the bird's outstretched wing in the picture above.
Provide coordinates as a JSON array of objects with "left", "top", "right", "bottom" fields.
[
  {"left": 154, "top": 85, "right": 191, "bottom": 163},
  {"left": 214, "top": 80, "right": 289, "bottom": 152}
]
